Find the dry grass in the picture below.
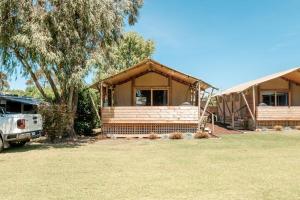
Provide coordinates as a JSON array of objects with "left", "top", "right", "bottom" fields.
[
  {"left": 169, "top": 131, "right": 183, "bottom": 139},
  {"left": 1, "top": 132, "right": 300, "bottom": 200},
  {"left": 148, "top": 132, "right": 159, "bottom": 140},
  {"left": 194, "top": 131, "right": 210, "bottom": 139},
  {"left": 273, "top": 125, "right": 283, "bottom": 131}
]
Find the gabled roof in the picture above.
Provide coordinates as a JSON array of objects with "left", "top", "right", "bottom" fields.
[
  {"left": 90, "top": 59, "right": 215, "bottom": 90},
  {"left": 218, "top": 67, "right": 300, "bottom": 96}
]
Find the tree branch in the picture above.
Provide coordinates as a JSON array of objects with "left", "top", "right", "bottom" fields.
[
  {"left": 41, "top": 64, "right": 61, "bottom": 102},
  {"left": 13, "top": 49, "right": 51, "bottom": 102}
]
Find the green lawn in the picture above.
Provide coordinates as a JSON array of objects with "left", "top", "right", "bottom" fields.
[{"left": 1, "top": 132, "right": 300, "bottom": 200}]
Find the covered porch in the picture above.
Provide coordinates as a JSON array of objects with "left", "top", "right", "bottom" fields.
[
  {"left": 216, "top": 67, "right": 300, "bottom": 130},
  {"left": 91, "top": 59, "right": 216, "bottom": 136}
]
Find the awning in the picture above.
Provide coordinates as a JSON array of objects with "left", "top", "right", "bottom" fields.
[
  {"left": 90, "top": 59, "right": 216, "bottom": 90},
  {"left": 217, "top": 67, "right": 300, "bottom": 96}
]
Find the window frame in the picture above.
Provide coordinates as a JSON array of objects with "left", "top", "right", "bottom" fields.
[
  {"left": 260, "top": 90, "right": 289, "bottom": 106},
  {"left": 134, "top": 87, "right": 169, "bottom": 106}
]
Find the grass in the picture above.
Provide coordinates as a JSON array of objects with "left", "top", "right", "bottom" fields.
[{"left": 1, "top": 131, "right": 300, "bottom": 200}]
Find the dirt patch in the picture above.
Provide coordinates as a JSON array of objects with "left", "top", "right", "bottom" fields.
[{"left": 207, "top": 123, "right": 244, "bottom": 135}]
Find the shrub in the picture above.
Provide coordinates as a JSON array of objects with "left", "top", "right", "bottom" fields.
[
  {"left": 194, "top": 131, "right": 209, "bottom": 139},
  {"left": 38, "top": 104, "right": 73, "bottom": 142},
  {"left": 169, "top": 131, "right": 183, "bottom": 139},
  {"left": 148, "top": 132, "right": 159, "bottom": 140},
  {"left": 74, "top": 89, "right": 100, "bottom": 135},
  {"left": 273, "top": 125, "right": 283, "bottom": 131}
]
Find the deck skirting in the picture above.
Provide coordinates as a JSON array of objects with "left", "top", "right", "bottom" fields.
[{"left": 102, "top": 123, "right": 198, "bottom": 135}]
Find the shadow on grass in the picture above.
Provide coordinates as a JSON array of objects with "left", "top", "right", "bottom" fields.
[{"left": 2, "top": 136, "right": 99, "bottom": 154}]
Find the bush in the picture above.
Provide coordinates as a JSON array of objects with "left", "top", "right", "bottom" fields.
[
  {"left": 273, "top": 125, "right": 283, "bottom": 131},
  {"left": 38, "top": 104, "right": 73, "bottom": 142},
  {"left": 148, "top": 132, "right": 159, "bottom": 140},
  {"left": 74, "top": 89, "right": 100, "bottom": 135},
  {"left": 169, "top": 131, "right": 183, "bottom": 139},
  {"left": 194, "top": 131, "right": 209, "bottom": 139}
]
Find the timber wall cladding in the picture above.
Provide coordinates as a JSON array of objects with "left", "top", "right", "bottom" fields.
[
  {"left": 257, "top": 106, "right": 300, "bottom": 121},
  {"left": 101, "top": 106, "right": 199, "bottom": 123}
]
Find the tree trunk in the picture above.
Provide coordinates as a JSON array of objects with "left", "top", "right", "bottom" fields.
[{"left": 65, "top": 87, "right": 79, "bottom": 139}]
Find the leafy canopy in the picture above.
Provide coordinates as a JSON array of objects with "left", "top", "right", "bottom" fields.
[
  {"left": 0, "top": 0, "right": 143, "bottom": 103},
  {"left": 96, "top": 31, "right": 155, "bottom": 80}
]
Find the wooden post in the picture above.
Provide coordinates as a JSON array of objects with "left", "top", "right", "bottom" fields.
[
  {"left": 212, "top": 113, "right": 215, "bottom": 134},
  {"left": 105, "top": 86, "right": 108, "bottom": 107},
  {"left": 231, "top": 114, "right": 235, "bottom": 129},
  {"left": 288, "top": 80, "right": 292, "bottom": 107},
  {"left": 169, "top": 76, "right": 172, "bottom": 106},
  {"left": 89, "top": 91, "right": 101, "bottom": 123},
  {"left": 252, "top": 86, "right": 256, "bottom": 129},
  {"left": 242, "top": 92, "right": 255, "bottom": 122},
  {"left": 199, "top": 89, "right": 214, "bottom": 126},
  {"left": 231, "top": 94, "right": 234, "bottom": 129},
  {"left": 252, "top": 86, "right": 256, "bottom": 115},
  {"left": 198, "top": 82, "right": 201, "bottom": 130},
  {"left": 99, "top": 82, "right": 103, "bottom": 108},
  {"left": 222, "top": 96, "right": 226, "bottom": 124},
  {"left": 111, "top": 86, "right": 114, "bottom": 106},
  {"left": 131, "top": 78, "right": 135, "bottom": 106}
]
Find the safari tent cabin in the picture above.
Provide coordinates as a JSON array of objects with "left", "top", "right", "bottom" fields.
[
  {"left": 91, "top": 59, "right": 216, "bottom": 137},
  {"left": 215, "top": 67, "right": 300, "bottom": 130}
]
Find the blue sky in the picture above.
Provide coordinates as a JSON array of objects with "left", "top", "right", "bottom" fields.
[{"left": 10, "top": 0, "right": 300, "bottom": 91}]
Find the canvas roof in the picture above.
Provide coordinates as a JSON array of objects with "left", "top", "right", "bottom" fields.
[
  {"left": 218, "top": 67, "right": 300, "bottom": 96},
  {"left": 90, "top": 59, "right": 215, "bottom": 90}
]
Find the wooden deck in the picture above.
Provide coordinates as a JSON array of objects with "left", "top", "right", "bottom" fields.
[{"left": 101, "top": 106, "right": 199, "bottom": 135}]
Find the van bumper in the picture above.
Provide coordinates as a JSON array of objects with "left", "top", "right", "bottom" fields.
[{"left": 4, "top": 130, "right": 42, "bottom": 142}]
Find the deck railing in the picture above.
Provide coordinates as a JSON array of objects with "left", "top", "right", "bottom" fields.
[
  {"left": 257, "top": 106, "right": 300, "bottom": 121},
  {"left": 101, "top": 106, "right": 199, "bottom": 124}
]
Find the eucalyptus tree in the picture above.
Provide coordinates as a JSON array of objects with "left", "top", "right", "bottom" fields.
[
  {"left": 96, "top": 31, "right": 155, "bottom": 80},
  {"left": 0, "top": 0, "right": 143, "bottom": 136}
]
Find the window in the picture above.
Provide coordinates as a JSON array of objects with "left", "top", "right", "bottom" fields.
[
  {"left": 153, "top": 90, "right": 168, "bottom": 106},
  {"left": 261, "top": 91, "right": 288, "bottom": 106},
  {"left": 276, "top": 92, "right": 288, "bottom": 106},
  {"left": 135, "top": 89, "right": 168, "bottom": 106},
  {"left": 136, "top": 90, "right": 151, "bottom": 106},
  {"left": 262, "top": 92, "right": 275, "bottom": 106}
]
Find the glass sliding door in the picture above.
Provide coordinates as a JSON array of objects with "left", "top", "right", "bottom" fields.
[
  {"left": 136, "top": 89, "right": 151, "bottom": 106},
  {"left": 152, "top": 90, "right": 168, "bottom": 106},
  {"left": 261, "top": 91, "right": 289, "bottom": 106},
  {"left": 135, "top": 88, "right": 169, "bottom": 106},
  {"left": 276, "top": 92, "right": 288, "bottom": 106}
]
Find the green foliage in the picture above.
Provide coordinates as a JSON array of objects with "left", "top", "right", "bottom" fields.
[
  {"left": 96, "top": 31, "right": 155, "bottom": 80},
  {"left": 4, "top": 89, "right": 26, "bottom": 97},
  {"left": 38, "top": 104, "right": 73, "bottom": 142},
  {"left": 24, "top": 86, "right": 54, "bottom": 100},
  {"left": 0, "top": 0, "right": 143, "bottom": 137},
  {"left": 74, "top": 89, "right": 99, "bottom": 135}
]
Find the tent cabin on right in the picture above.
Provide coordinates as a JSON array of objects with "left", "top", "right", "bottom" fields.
[{"left": 215, "top": 67, "right": 300, "bottom": 130}]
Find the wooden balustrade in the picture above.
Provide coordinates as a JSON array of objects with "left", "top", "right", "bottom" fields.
[
  {"left": 101, "top": 106, "right": 199, "bottom": 124},
  {"left": 257, "top": 106, "right": 300, "bottom": 121}
]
